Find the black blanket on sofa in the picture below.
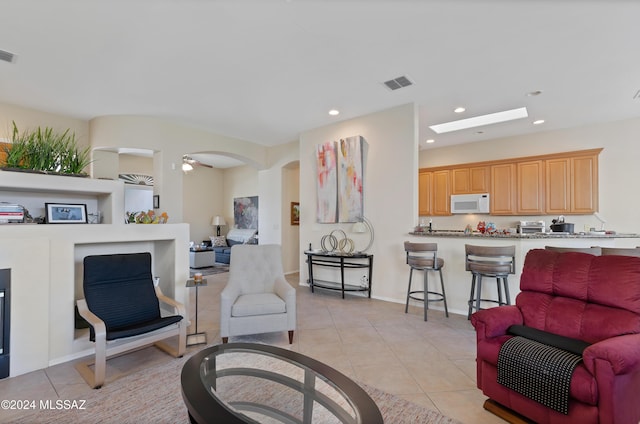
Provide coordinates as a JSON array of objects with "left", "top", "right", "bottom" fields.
[{"left": 497, "top": 336, "right": 583, "bottom": 415}]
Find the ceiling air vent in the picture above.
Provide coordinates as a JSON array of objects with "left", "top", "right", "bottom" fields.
[
  {"left": 0, "top": 50, "right": 15, "bottom": 63},
  {"left": 383, "top": 75, "right": 414, "bottom": 91}
]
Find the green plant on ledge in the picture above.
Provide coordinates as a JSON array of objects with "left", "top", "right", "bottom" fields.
[{"left": 1, "top": 121, "right": 91, "bottom": 175}]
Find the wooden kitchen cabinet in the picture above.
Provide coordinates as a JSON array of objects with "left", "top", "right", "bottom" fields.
[
  {"left": 432, "top": 170, "right": 451, "bottom": 215},
  {"left": 490, "top": 163, "right": 517, "bottom": 215},
  {"left": 418, "top": 171, "right": 432, "bottom": 216},
  {"left": 452, "top": 166, "right": 490, "bottom": 194},
  {"left": 545, "top": 153, "right": 598, "bottom": 214},
  {"left": 420, "top": 148, "right": 601, "bottom": 217},
  {"left": 517, "top": 160, "right": 545, "bottom": 214}
]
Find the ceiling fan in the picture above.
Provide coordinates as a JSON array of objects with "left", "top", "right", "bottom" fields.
[{"left": 182, "top": 155, "right": 213, "bottom": 172}]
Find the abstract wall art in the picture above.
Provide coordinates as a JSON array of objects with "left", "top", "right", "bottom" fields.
[
  {"left": 315, "top": 135, "right": 367, "bottom": 223},
  {"left": 337, "top": 135, "right": 364, "bottom": 223},
  {"left": 234, "top": 196, "right": 259, "bottom": 230},
  {"left": 315, "top": 141, "right": 338, "bottom": 223}
]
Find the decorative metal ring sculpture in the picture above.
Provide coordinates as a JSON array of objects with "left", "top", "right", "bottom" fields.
[{"left": 320, "top": 229, "right": 355, "bottom": 254}]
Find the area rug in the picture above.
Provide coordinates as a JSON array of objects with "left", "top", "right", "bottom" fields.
[
  {"left": 13, "top": 344, "right": 461, "bottom": 424},
  {"left": 189, "top": 264, "right": 229, "bottom": 278}
]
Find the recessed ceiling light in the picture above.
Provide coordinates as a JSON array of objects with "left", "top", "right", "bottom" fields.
[
  {"left": 429, "top": 107, "right": 529, "bottom": 134},
  {"left": 426, "top": 139, "right": 435, "bottom": 144},
  {"left": 328, "top": 109, "right": 340, "bottom": 116},
  {"left": 533, "top": 119, "right": 545, "bottom": 125},
  {"left": 527, "top": 90, "right": 543, "bottom": 97},
  {"left": 454, "top": 107, "right": 466, "bottom": 113}
]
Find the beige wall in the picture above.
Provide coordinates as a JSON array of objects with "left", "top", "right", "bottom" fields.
[
  {"left": 119, "top": 154, "right": 153, "bottom": 175},
  {"left": 183, "top": 166, "right": 225, "bottom": 243},
  {"left": 222, "top": 164, "right": 259, "bottom": 231},
  {"left": 282, "top": 164, "right": 300, "bottom": 274},
  {"left": 418, "top": 116, "right": 640, "bottom": 235}
]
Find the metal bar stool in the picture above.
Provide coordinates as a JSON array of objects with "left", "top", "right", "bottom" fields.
[
  {"left": 465, "top": 244, "right": 515, "bottom": 320},
  {"left": 404, "top": 241, "right": 449, "bottom": 321}
]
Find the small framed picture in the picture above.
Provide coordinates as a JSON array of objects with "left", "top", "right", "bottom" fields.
[
  {"left": 45, "top": 203, "right": 88, "bottom": 224},
  {"left": 291, "top": 202, "right": 300, "bottom": 226},
  {"left": 153, "top": 195, "right": 160, "bottom": 209}
]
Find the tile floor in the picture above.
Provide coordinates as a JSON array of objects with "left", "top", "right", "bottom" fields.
[{"left": 0, "top": 272, "right": 503, "bottom": 424}]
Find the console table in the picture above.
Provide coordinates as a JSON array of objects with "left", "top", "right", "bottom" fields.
[{"left": 304, "top": 250, "right": 373, "bottom": 299}]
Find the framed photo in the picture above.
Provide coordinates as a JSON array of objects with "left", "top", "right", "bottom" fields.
[
  {"left": 45, "top": 203, "right": 88, "bottom": 224},
  {"left": 291, "top": 202, "right": 300, "bottom": 226},
  {"left": 153, "top": 195, "right": 160, "bottom": 209}
]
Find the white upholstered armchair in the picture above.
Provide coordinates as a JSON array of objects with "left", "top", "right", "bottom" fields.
[{"left": 220, "top": 244, "right": 296, "bottom": 344}]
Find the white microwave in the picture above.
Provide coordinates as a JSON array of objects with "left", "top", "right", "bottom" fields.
[{"left": 450, "top": 193, "right": 490, "bottom": 214}]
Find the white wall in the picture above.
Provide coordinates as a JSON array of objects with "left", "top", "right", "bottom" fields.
[
  {"left": 299, "top": 103, "right": 418, "bottom": 302},
  {"left": 418, "top": 116, "right": 640, "bottom": 235}
]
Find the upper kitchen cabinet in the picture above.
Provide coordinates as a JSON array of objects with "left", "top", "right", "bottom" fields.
[
  {"left": 517, "top": 160, "right": 545, "bottom": 215},
  {"left": 545, "top": 150, "right": 600, "bottom": 214},
  {"left": 451, "top": 166, "right": 490, "bottom": 194},
  {"left": 432, "top": 170, "right": 451, "bottom": 215},
  {"left": 490, "top": 163, "right": 517, "bottom": 215},
  {"left": 418, "top": 170, "right": 432, "bottom": 216}
]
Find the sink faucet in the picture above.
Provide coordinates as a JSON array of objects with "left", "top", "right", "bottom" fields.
[{"left": 428, "top": 219, "right": 432, "bottom": 233}]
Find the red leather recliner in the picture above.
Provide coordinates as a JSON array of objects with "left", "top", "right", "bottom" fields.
[{"left": 471, "top": 249, "right": 640, "bottom": 424}]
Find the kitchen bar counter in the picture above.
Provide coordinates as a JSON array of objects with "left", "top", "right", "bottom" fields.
[{"left": 405, "top": 231, "right": 640, "bottom": 318}]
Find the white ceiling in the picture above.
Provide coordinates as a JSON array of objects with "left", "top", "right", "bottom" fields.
[{"left": 1, "top": 0, "right": 639, "bottom": 167}]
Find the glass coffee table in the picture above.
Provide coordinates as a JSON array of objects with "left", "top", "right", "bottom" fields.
[{"left": 181, "top": 343, "right": 383, "bottom": 424}]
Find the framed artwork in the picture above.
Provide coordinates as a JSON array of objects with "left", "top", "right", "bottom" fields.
[
  {"left": 234, "top": 196, "right": 259, "bottom": 230},
  {"left": 45, "top": 203, "right": 88, "bottom": 224},
  {"left": 153, "top": 195, "right": 160, "bottom": 209},
  {"left": 337, "top": 135, "right": 364, "bottom": 222},
  {"left": 291, "top": 202, "right": 300, "bottom": 225},
  {"left": 315, "top": 141, "right": 338, "bottom": 223}
]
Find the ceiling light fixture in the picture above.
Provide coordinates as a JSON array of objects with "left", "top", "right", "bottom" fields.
[
  {"left": 426, "top": 139, "right": 435, "bottom": 144},
  {"left": 429, "top": 107, "right": 529, "bottom": 134},
  {"left": 182, "top": 162, "right": 193, "bottom": 172},
  {"left": 328, "top": 109, "right": 340, "bottom": 116},
  {"left": 454, "top": 107, "right": 466, "bottom": 113},
  {"left": 533, "top": 119, "right": 545, "bottom": 125},
  {"left": 527, "top": 90, "right": 543, "bottom": 97}
]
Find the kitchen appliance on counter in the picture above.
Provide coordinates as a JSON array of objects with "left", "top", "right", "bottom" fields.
[
  {"left": 517, "top": 220, "right": 545, "bottom": 234},
  {"left": 550, "top": 216, "right": 575, "bottom": 233}
]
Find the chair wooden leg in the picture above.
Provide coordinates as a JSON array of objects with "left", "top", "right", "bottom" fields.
[{"left": 288, "top": 330, "right": 294, "bottom": 344}]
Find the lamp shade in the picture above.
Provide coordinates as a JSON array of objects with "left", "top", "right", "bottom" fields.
[{"left": 212, "top": 216, "right": 227, "bottom": 226}]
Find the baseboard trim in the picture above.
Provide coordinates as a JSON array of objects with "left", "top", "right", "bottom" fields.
[{"left": 483, "top": 399, "right": 534, "bottom": 424}]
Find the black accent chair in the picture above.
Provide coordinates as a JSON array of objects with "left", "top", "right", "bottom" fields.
[{"left": 75, "top": 252, "right": 186, "bottom": 388}]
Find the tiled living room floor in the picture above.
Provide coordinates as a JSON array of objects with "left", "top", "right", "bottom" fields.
[{"left": 0, "top": 272, "right": 503, "bottom": 424}]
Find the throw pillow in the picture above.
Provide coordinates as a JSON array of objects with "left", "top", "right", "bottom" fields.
[
  {"left": 211, "top": 236, "right": 227, "bottom": 247},
  {"left": 227, "top": 238, "right": 243, "bottom": 247}
]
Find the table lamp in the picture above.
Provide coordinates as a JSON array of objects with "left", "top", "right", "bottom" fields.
[{"left": 212, "top": 215, "right": 227, "bottom": 236}]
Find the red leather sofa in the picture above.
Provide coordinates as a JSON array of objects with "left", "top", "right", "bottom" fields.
[{"left": 471, "top": 249, "right": 640, "bottom": 423}]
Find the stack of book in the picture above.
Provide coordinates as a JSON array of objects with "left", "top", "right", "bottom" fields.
[{"left": 0, "top": 203, "right": 24, "bottom": 223}]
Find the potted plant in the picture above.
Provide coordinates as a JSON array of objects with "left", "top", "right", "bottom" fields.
[{"left": 1, "top": 121, "right": 91, "bottom": 176}]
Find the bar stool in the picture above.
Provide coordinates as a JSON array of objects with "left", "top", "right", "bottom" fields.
[
  {"left": 404, "top": 241, "right": 449, "bottom": 321},
  {"left": 465, "top": 244, "right": 515, "bottom": 320}
]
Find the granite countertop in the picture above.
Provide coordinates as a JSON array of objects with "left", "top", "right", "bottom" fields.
[{"left": 408, "top": 230, "right": 640, "bottom": 239}]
